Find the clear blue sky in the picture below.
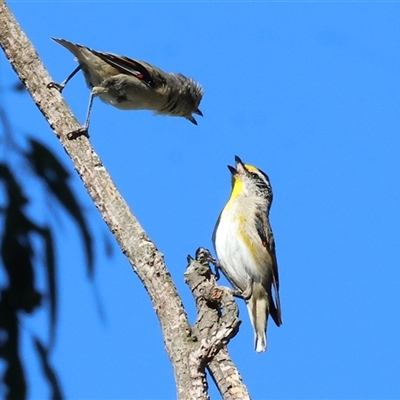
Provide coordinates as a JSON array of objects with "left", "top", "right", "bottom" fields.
[{"left": 1, "top": 2, "right": 400, "bottom": 399}]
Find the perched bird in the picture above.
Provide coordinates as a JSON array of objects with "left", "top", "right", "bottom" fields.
[
  {"left": 213, "top": 156, "right": 282, "bottom": 352},
  {"left": 48, "top": 38, "right": 204, "bottom": 138}
]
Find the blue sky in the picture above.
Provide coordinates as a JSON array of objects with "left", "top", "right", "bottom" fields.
[{"left": 1, "top": 1, "right": 400, "bottom": 399}]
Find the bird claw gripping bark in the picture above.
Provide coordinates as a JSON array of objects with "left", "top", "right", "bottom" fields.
[
  {"left": 195, "top": 247, "right": 221, "bottom": 281},
  {"left": 66, "top": 126, "right": 90, "bottom": 140},
  {"left": 47, "top": 81, "right": 66, "bottom": 92}
]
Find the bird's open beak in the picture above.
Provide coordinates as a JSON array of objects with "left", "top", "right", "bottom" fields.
[
  {"left": 228, "top": 155, "right": 246, "bottom": 175},
  {"left": 187, "top": 115, "right": 198, "bottom": 125},
  {"left": 234, "top": 155, "right": 246, "bottom": 175},
  {"left": 227, "top": 165, "right": 237, "bottom": 175}
]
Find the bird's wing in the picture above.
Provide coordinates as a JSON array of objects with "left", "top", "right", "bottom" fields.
[
  {"left": 91, "top": 50, "right": 162, "bottom": 87},
  {"left": 254, "top": 210, "right": 282, "bottom": 326}
]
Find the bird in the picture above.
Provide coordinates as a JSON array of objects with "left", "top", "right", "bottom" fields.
[
  {"left": 48, "top": 38, "right": 204, "bottom": 139},
  {"left": 212, "top": 155, "right": 282, "bottom": 352}
]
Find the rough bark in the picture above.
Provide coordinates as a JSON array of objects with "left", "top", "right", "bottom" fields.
[
  {"left": 0, "top": 1, "right": 250, "bottom": 398},
  {"left": 185, "top": 249, "right": 250, "bottom": 400}
]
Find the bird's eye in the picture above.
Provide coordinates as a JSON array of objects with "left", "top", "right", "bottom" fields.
[{"left": 249, "top": 171, "right": 259, "bottom": 179}]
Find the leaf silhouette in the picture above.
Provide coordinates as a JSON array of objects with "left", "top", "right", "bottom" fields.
[
  {"left": 37, "top": 226, "right": 57, "bottom": 346},
  {"left": 33, "top": 336, "right": 64, "bottom": 400},
  {"left": 26, "top": 139, "right": 94, "bottom": 277}
]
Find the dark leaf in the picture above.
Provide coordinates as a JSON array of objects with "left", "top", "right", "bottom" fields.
[
  {"left": 0, "top": 290, "right": 27, "bottom": 400},
  {"left": 12, "top": 81, "right": 25, "bottom": 93},
  {"left": 26, "top": 139, "right": 94, "bottom": 277},
  {"left": 0, "top": 164, "right": 41, "bottom": 314},
  {"left": 33, "top": 336, "right": 64, "bottom": 400},
  {"left": 38, "top": 227, "right": 57, "bottom": 346},
  {"left": 103, "top": 231, "right": 114, "bottom": 258}
]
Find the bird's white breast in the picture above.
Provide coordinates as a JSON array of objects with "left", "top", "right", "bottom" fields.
[{"left": 214, "top": 202, "right": 265, "bottom": 291}]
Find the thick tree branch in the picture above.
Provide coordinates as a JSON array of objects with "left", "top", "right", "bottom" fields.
[
  {"left": 185, "top": 248, "right": 250, "bottom": 400},
  {"left": 0, "top": 1, "right": 249, "bottom": 398}
]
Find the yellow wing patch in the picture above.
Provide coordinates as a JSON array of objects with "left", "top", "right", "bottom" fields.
[{"left": 236, "top": 214, "right": 258, "bottom": 259}]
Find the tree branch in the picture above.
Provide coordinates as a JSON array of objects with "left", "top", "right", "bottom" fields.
[{"left": 185, "top": 248, "right": 250, "bottom": 400}]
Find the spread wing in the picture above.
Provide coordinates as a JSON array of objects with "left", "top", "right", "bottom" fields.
[{"left": 255, "top": 209, "right": 282, "bottom": 326}]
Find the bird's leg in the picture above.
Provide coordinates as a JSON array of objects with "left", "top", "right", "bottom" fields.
[
  {"left": 47, "top": 65, "right": 94, "bottom": 139},
  {"left": 66, "top": 87, "right": 105, "bottom": 140},
  {"left": 47, "top": 65, "right": 82, "bottom": 93},
  {"left": 232, "top": 278, "right": 253, "bottom": 300}
]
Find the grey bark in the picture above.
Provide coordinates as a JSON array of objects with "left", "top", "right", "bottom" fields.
[{"left": 0, "top": 1, "right": 250, "bottom": 398}]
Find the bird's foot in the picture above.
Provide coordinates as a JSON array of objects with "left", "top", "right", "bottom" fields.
[
  {"left": 196, "top": 248, "right": 221, "bottom": 280},
  {"left": 67, "top": 126, "right": 90, "bottom": 140},
  {"left": 232, "top": 282, "right": 253, "bottom": 300},
  {"left": 47, "top": 81, "right": 66, "bottom": 93}
]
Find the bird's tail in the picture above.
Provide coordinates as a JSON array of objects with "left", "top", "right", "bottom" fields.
[
  {"left": 52, "top": 38, "right": 82, "bottom": 58},
  {"left": 269, "top": 297, "right": 282, "bottom": 327},
  {"left": 246, "top": 283, "right": 268, "bottom": 353},
  {"left": 270, "top": 272, "right": 283, "bottom": 327}
]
